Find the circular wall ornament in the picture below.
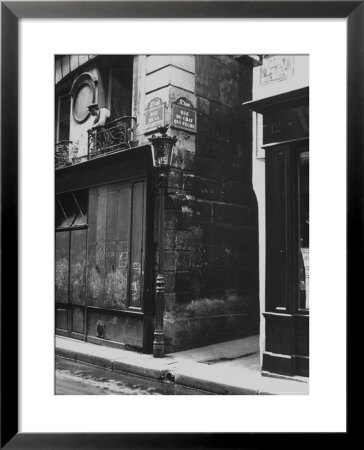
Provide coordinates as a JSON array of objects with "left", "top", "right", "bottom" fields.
[{"left": 71, "top": 73, "right": 96, "bottom": 124}]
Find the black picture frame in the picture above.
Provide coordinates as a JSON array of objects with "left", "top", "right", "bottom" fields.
[{"left": 1, "top": 1, "right": 357, "bottom": 447}]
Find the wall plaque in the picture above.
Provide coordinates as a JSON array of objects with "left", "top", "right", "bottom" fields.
[
  {"left": 145, "top": 97, "right": 165, "bottom": 132},
  {"left": 171, "top": 97, "right": 197, "bottom": 133}
]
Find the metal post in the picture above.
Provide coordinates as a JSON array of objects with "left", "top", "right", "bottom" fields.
[
  {"left": 148, "top": 125, "right": 177, "bottom": 358},
  {"left": 153, "top": 167, "right": 167, "bottom": 358}
]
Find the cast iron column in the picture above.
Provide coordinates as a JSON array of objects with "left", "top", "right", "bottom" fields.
[{"left": 148, "top": 126, "right": 177, "bottom": 358}]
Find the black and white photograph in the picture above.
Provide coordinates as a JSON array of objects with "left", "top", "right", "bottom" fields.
[
  {"left": 55, "top": 54, "right": 309, "bottom": 395},
  {"left": 1, "top": 1, "right": 353, "bottom": 443}
]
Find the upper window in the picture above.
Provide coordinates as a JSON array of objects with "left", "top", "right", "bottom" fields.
[
  {"left": 56, "top": 95, "right": 71, "bottom": 142},
  {"left": 107, "top": 68, "right": 132, "bottom": 119}
]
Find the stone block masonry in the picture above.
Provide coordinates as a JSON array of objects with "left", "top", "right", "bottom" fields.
[{"left": 142, "top": 55, "right": 259, "bottom": 352}]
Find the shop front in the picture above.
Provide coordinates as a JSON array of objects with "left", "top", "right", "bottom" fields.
[
  {"left": 240, "top": 55, "right": 310, "bottom": 377},
  {"left": 248, "top": 77, "right": 309, "bottom": 377},
  {"left": 55, "top": 146, "right": 155, "bottom": 352}
]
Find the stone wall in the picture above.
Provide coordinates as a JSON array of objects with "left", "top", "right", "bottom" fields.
[{"left": 157, "top": 55, "right": 259, "bottom": 352}]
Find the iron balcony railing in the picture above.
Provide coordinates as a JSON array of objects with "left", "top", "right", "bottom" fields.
[
  {"left": 55, "top": 116, "right": 138, "bottom": 170},
  {"left": 87, "top": 116, "right": 137, "bottom": 159}
]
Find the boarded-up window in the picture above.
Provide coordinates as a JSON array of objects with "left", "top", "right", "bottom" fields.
[{"left": 87, "top": 180, "right": 146, "bottom": 311}]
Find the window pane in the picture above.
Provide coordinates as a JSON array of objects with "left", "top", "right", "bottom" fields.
[
  {"left": 58, "top": 96, "right": 71, "bottom": 141},
  {"left": 56, "top": 190, "right": 88, "bottom": 228},
  {"left": 109, "top": 69, "right": 132, "bottom": 118},
  {"left": 73, "top": 191, "right": 88, "bottom": 226},
  {"left": 56, "top": 195, "right": 74, "bottom": 227},
  {"left": 298, "top": 151, "right": 309, "bottom": 310}
]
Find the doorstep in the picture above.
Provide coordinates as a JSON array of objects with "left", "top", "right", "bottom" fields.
[{"left": 55, "top": 335, "right": 308, "bottom": 395}]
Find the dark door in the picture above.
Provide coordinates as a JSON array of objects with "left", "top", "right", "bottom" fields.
[
  {"left": 264, "top": 143, "right": 309, "bottom": 376},
  {"left": 266, "top": 144, "right": 309, "bottom": 313}
]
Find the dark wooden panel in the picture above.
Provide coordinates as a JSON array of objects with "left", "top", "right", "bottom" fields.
[
  {"left": 87, "top": 243, "right": 104, "bottom": 304},
  {"left": 86, "top": 179, "right": 147, "bottom": 313},
  {"left": 106, "top": 184, "right": 118, "bottom": 242},
  {"left": 116, "top": 182, "right": 131, "bottom": 241},
  {"left": 72, "top": 306, "right": 84, "bottom": 334},
  {"left": 55, "top": 307, "right": 68, "bottom": 330},
  {"left": 266, "top": 144, "right": 300, "bottom": 314},
  {"left": 115, "top": 183, "right": 131, "bottom": 309},
  {"left": 70, "top": 229, "right": 87, "bottom": 305},
  {"left": 264, "top": 313, "right": 294, "bottom": 355},
  {"left": 295, "top": 315, "right": 309, "bottom": 356},
  {"left": 295, "top": 355, "right": 309, "bottom": 377},
  {"left": 55, "top": 145, "right": 152, "bottom": 194},
  {"left": 95, "top": 242, "right": 106, "bottom": 301},
  {"left": 114, "top": 240, "right": 129, "bottom": 309},
  {"left": 267, "top": 149, "right": 289, "bottom": 310},
  {"left": 96, "top": 185, "right": 107, "bottom": 243},
  {"left": 55, "top": 231, "right": 70, "bottom": 304},
  {"left": 104, "top": 242, "right": 117, "bottom": 308},
  {"left": 262, "top": 352, "right": 295, "bottom": 377},
  {"left": 87, "top": 187, "right": 98, "bottom": 244},
  {"left": 87, "top": 309, "right": 143, "bottom": 348},
  {"left": 129, "top": 181, "right": 145, "bottom": 308},
  {"left": 104, "top": 185, "right": 119, "bottom": 309}
]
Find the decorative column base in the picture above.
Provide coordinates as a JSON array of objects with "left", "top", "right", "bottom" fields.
[
  {"left": 153, "top": 330, "right": 165, "bottom": 358},
  {"left": 153, "top": 273, "right": 165, "bottom": 358}
]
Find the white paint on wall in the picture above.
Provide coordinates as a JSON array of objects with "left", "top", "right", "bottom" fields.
[
  {"left": 251, "top": 111, "right": 266, "bottom": 368},
  {"left": 253, "top": 55, "right": 309, "bottom": 101}
]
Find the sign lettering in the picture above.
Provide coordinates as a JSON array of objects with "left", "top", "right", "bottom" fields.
[
  {"left": 171, "top": 98, "right": 197, "bottom": 133},
  {"left": 145, "top": 97, "right": 165, "bottom": 132},
  {"left": 263, "top": 104, "right": 309, "bottom": 144}
]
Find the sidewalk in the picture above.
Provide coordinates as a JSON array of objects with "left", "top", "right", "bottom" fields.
[{"left": 56, "top": 335, "right": 308, "bottom": 395}]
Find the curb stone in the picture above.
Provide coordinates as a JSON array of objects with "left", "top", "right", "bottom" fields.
[
  {"left": 56, "top": 347, "right": 77, "bottom": 361},
  {"left": 112, "top": 359, "right": 166, "bottom": 380},
  {"left": 173, "top": 373, "right": 258, "bottom": 395}
]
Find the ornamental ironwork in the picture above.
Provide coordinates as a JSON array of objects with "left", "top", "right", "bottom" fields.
[{"left": 88, "top": 116, "right": 137, "bottom": 158}]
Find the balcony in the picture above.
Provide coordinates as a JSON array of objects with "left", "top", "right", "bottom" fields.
[
  {"left": 55, "top": 116, "right": 138, "bottom": 170},
  {"left": 88, "top": 116, "right": 137, "bottom": 159}
]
